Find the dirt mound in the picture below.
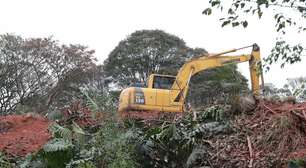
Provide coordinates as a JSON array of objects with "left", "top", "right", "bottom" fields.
[
  {"left": 207, "top": 100, "right": 306, "bottom": 168},
  {"left": 0, "top": 114, "right": 51, "bottom": 157}
]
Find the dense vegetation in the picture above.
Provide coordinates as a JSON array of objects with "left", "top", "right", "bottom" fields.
[
  {"left": 0, "top": 30, "right": 248, "bottom": 167},
  {"left": 1, "top": 30, "right": 306, "bottom": 168}
]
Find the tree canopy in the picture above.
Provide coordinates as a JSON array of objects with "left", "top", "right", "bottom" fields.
[
  {"left": 103, "top": 30, "right": 190, "bottom": 88},
  {"left": 189, "top": 64, "right": 248, "bottom": 106},
  {"left": 203, "top": 0, "right": 306, "bottom": 69},
  {"left": 0, "top": 34, "right": 100, "bottom": 114}
]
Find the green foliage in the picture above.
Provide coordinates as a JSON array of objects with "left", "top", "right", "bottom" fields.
[
  {"left": 141, "top": 120, "right": 196, "bottom": 167},
  {"left": 42, "top": 90, "right": 139, "bottom": 168},
  {"left": 27, "top": 138, "right": 75, "bottom": 168},
  {"left": 82, "top": 88, "right": 117, "bottom": 118},
  {"left": 16, "top": 154, "right": 45, "bottom": 168},
  {"left": 75, "top": 161, "right": 96, "bottom": 168},
  {"left": 39, "top": 135, "right": 95, "bottom": 168},
  {"left": 43, "top": 138, "right": 73, "bottom": 153},
  {"left": 265, "top": 40, "right": 303, "bottom": 69},
  {"left": 50, "top": 122, "right": 86, "bottom": 147},
  {"left": 49, "top": 123, "right": 73, "bottom": 141},
  {"left": 203, "top": 0, "right": 306, "bottom": 68},
  {"left": 39, "top": 135, "right": 75, "bottom": 167},
  {"left": 66, "top": 147, "right": 98, "bottom": 168},
  {"left": 39, "top": 122, "right": 87, "bottom": 168},
  {"left": 82, "top": 89, "right": 101, "bottom": 111},
  {"left": 83, "top": 91, "right": 99, "bottom": 113},
  {"left": 72, "top": 122, "right": 86, "bottom": 136},
  {"left": 0, "top": 153, "right": 12, "bottom": 168},
  {"left": 94, "top": 122, "right": 140, "bottom": 168},
  {"left": 15, "top": 105, "right": 32, "bottom": 115},
  {"left": 199, "top": 105, "right": 227, "bottom": 122},
  {"left": 288, "top": 159, "right": 306, "bottom": 168},
  {"left": 188, "top": 64, "right": 248, "bottom": 106},
  {"left": 41, "top": 141, "right": 74, "bottom": 168},
  {"left": 47, "top": 109, "right": 64, "bottom": 121}
]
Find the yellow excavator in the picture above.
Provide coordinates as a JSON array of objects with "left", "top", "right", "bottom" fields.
[{"left": 118, "top": 43, "right": 263, "bottom": 119}]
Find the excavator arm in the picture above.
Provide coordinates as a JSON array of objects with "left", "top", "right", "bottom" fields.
[{"left": 171, "top": 44, "right": 262, "bottom": 104}]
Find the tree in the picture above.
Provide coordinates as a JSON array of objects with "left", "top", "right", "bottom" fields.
[
  {"left": 103, "top": 30, "right": 190, "bottom": 88},
  {"left": 203, "top": 0, "right": 306, "bottom": 69},
  {"left": 188, "top": 64, "right": 248, "bottom": 106},
  {"left": 279, "top": 77, "right": 306, "bottom": 101},
  {"left": 188, "top": 48, "right": 248, "bottom": 106},
  {"left": 0, "top": 34, "right": 99, "bottom": 114}
]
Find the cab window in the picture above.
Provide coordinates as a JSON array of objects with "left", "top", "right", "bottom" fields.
[{"left": 153, "top": 76, "right": 175, "bottom": 89}]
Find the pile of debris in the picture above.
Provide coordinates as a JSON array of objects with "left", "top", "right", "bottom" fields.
[
  {"left": 137, "top": 99, "right": 306, "bottom": 168},
  {"left": 61, "top": 101, "right": 98, "bottom": 127},
  {"left": 0, "top": 114, "right": 51, "bottom": 157},
  {"left": 204, "top": 100, "right": 306, "bottom": 168}
]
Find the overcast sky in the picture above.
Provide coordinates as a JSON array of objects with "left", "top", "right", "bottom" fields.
[{"left": 0, "top": 0, "right": 305, "bottom": 88}]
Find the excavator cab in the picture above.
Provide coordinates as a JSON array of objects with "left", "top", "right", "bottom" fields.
[{"left": 147, "top": 74, "right": 176, "bottom": 89}]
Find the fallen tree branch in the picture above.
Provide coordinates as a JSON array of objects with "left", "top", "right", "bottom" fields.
[
  {"left": 202, "top": 139, "right": 214, "bottom": 148},
  {"left": 192, "top": 110, "right": 197, "bottom": 121},
  {"left": 302, "top": 110, "right": 306, "bottom": 119},
  {"left": 293, "top": 107, "right": 306, "bottom": 111},
  {"left": 290, "top": 110, "right": 306, "bottom": 122},
  {"left": 262, "top": 103, "right": 277, "bottom": 114},
  {"left": 247, "top": 136, "right": 254, "bottom": 168}
]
